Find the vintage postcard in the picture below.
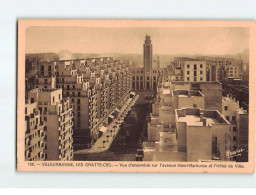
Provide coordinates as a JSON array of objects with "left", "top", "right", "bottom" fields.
[{"left": 17, "top": 20, "right": 255, "bottom": 173}]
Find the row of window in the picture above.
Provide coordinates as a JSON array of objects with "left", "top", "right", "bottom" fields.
[
  {"left": 187, "top": 64, "right": 204, "bottom": 69},
  {"left": 186, "top": 77, "right": 204, "bottom": 81},
  {"left": 186, "top": 71, "right": 203, "bottom": 75}
]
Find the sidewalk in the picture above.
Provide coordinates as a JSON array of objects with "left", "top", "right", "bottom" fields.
[{"left": 74, "top": 94, "right": 139, "bottom": 154}]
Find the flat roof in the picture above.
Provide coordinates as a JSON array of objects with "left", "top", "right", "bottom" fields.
[
  {"left": 177, "top": 115, "right": 219, "bottom": 126},
  {"left": 173, "top": 90, "right": 203, "bottom": 97},
  {"left": 176, "top": 108, "right": 229, "bottom": 126},
  {"left": 175, "top": 57, "right": 203, "bottom": 61}
]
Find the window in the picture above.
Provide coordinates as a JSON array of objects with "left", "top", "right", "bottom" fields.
[
  {"left": 25, "top": 107, "right": 27, "bottom": 114},
  {"left": 200, "top": 64, "right": 203, "bottom": 68},
  {"left": 78, "top": 92, "right": 81, "bottom": 97},
  {"left": 200, "top": 77, "right": 203, "bottom": 81},
  {"left": 226, "top": 116, "right": 230, "bottom": 121},
  {"left": 52, "top": 96, "right": 55, "bottom": 102},
  {"left": 200, "top": 71, "right": 203, "bottom": 74},
  {"left": 59, "top": 94, "right": 61, "bottom": 99},
  {"left": 232, "top": 116, "right": 236, "bottom": 121},
  {"left": 73, "top": 85, "right": 75, "bottom": 89},
  {"left": 187, "top": 64, "right": 190, "bottom": 68},
  {"left": 44, "top": 116, "right": 47, "bottom": 121},
  {"left": 194, "top": 64, "right": 197, "bottom": 69},
  {"left": 193, "top": 104, "right": 197, "bottom": 108},
  {"left": 187, "top": 71, "right": 190, "bottom": 75},
  {"left": 187, "top": 77, "right": 190, "bottom": 81},
  {"left": 194, "top": 77, "right": 197, "bottom": 81},
  {"left": 224, "top": 106, "right": 228, "bottom": 110},
  {"left": 233, "top": 127, "right": 237, "bottom": 132},
  {"left": 233, "top": 136, "right": 236, "bottom": 141}
]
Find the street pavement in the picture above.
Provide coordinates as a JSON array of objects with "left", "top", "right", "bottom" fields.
[{"left": 74, "top": 95, "right": 139, "bottom": 154}]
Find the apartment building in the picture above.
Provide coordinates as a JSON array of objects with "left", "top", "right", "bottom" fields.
[
  {"left": 141, "top": 84, "right": 206, "bottom": 162},
  {"left": 158, "top": 81, "right": 222, "bottom": 112},
  {"left": 148, "top": 88, "right": 205, "bottom": 139},
  {"left": 37, "top": 61, "right": 57, "bottom": 77},
  {"left": 27, "top": 56, "right": 133, "bottom": 149},
  {"left": 34, "top": 76, "right": 56, "bottom": 89},
  {"left": 28, "top": 88, "right": 74, "bottom": 161},
  {"left": 173, "top": 57, "right": 207, "bottom": 82},
  {"left": 175, "top": 108, "right": 231, "bottom": 162},
  {"left": 222, "top": 95, "right": 248, "bottom": 161},
  {"left": 25, "top": 101, "right": 46, "bottom": 161},
  {"left": 197, "top": 56, "right": 239, "bottom": 81}
]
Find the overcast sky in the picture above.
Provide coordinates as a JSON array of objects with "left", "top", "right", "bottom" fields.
[{"left": 26, "top": 26, "right": 249, "bottom": 55}]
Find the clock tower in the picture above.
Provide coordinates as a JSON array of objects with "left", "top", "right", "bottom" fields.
[{"left": 143, "top": 35, "right": 153, "bottom": 89}]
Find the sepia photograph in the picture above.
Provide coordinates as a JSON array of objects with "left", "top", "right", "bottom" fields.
[{"left": 17, "top": 20, "right": 255, "bottom": 173}]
